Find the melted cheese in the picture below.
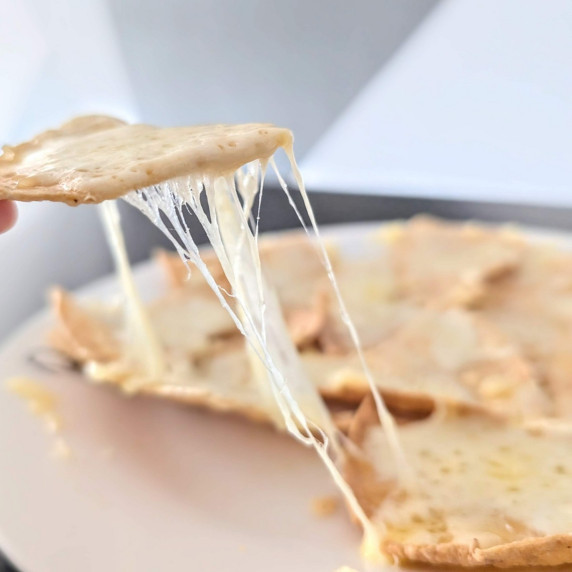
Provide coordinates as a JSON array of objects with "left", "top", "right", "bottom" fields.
[
  {"left": 274, "top": 150, "right": 409, "bottom": 484},
  {"left": 1, "top": 115, "right": 405, "bottom": 547},
  {"left": 81, "top": 135, "right": 415, "bottom": 556},
  {"left": 365, "top": 412, "right": 572, "bottom": 549},
  {"left": 120, "top": 164, "right": 391, "bottom": 546},
  {"left": 98, "top": 201, "right": 166, "bottom": 387}
]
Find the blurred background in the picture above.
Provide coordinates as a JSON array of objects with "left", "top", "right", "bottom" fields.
[
  {"left": 0, "top": 0, "right": 571, "bottom": 342},
  {"left": 0, "top": 2, "right": 571, "bottom": 570}
]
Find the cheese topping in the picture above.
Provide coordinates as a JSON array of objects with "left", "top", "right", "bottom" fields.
[
  {"left": 98, "top": 201, "right": 166, "bottom": 388},
  {"left": 364, "top": 412, "right": 572, "bottom": 549}
]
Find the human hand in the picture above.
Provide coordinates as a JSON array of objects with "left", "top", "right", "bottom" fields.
[{"left": 0, "top": 201, "right": 17, "bottom": 234}]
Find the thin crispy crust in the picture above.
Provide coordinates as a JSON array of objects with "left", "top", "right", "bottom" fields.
[
  {"left": 49, "top": 287, "right": 271, "bottom": 423},
  {"left": 319, "top": 380, "right": 435, "bottom": 413},
  {"left": 309, "top": 306, "right": 551, "bottom": 420},
  {"left": 145, "top": 383, "right": 272, "bottom": 425},
  {"left": 346, "top": 396, "right": 572, "bottom": 568},
  {"left": 329, "top": 410, "right": 355, "bottom": 435},
  {"left": 0, "top": 115, "right": 292, "bottom": 205},
  {"left": 155, "top": 240, "right": 330, "bottom": 349},
  {"left": 384, "top": 534, "right": 572, "bottom": 568},
  {"left": 154, "top": 249, "right": 230, "bottom": 292},
  {"left": 387, "top": 216, "right": 523, "bottom": 308},
  {"left": 478, "top": 243, "right": 572, "bottom": 418},
  {"left": 285, "top": 291, "right": 329, "bottom": 348},
  {"left": 344, "top": 396, "right": 429, "bottom": 522},
  {"left": 49, "top": 287, "right": 120, "bottom": 363},
  {"left": 347, "top": 395, "right": 380, "bottom": 466},
  {"left": 0, "top": 116, "right": 126, "bottom": 204},
  {"left": 345, "top": 397, "right": 392, "bottom": 519},
  {"left": 49, "top": 287, "right": 358, "bottom": 431}
]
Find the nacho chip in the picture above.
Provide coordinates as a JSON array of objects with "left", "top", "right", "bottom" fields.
[{"left": 50, "top": 287, "right": 370, "bottom": 430}]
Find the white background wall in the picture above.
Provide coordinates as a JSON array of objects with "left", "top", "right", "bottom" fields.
[
  {"left": 108, "top": 0, "right": 436, "bottom": 156},
  {"left": 302, "top": 0, "right": 572, "bottom": 205}
]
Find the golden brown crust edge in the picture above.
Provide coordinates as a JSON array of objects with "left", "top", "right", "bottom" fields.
[
  {"left": 143, "top": 384, "right": 273, "bottom": 426},
  {"left": 48, "top": 287, "right": 360, "bottom": 431},
  {"left": 383, "top": 533, "right": 572, "bottom": 568},
  {"left": 320, "top": 383, "right": 436, "bottom": 415}
]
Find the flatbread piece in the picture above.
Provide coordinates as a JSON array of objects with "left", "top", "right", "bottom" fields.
[{"left": 0, "top": 115, "right": 291, "bottom": 204}]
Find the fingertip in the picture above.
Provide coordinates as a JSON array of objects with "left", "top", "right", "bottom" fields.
[{"left": 0, "top": 201, "right": 18, "bottom": 234}]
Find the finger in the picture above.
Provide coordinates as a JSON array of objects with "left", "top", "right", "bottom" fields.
[{"left": 0, "top": 201, "right": 18, "bottom": 234}]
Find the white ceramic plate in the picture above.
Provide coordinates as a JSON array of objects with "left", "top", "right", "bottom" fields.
[
  {"left": 1, "top": 223, "right": 570, "bottom": 572},
  {"left": 0, "top": 225, "right": 382, "bottom": 572}
]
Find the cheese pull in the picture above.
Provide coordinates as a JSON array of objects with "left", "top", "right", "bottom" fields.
[{"left": 1, "top": 116, "right": 408, "bottom": 552}]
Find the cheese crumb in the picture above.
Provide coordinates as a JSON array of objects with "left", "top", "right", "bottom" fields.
[
  {"left": 311, "top": 495, "right": 339, "bottom": 517},
  {"left": 5, "top": 377, "right": 61, "bottom": 431},
  {"left": 5, "top": 377, "right": 72, "bottom": 459}
]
